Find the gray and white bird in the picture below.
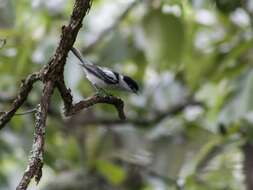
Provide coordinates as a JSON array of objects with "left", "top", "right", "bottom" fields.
[{"left": 70, "top": 47, "right": 139, "bottom": 94}]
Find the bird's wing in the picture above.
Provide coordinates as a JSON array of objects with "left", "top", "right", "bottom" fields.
[
  {"left": 99, "top": 67, "right": 120, "bottom": 83},
  {"left": 84, "top": 64, "right": 119, "bottom": 84},
  {"left": 70, "top": 47, "right": 119, "bottom": 84}
]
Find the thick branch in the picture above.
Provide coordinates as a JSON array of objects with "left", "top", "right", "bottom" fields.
[
  {"left": 0, "top": 72, "right": 41, "bottom": 130},
  {"left": 0, "top": 1, "right": 129, "bottom": 189},
  {"left": 44, "top": 0, "right": 92, "bottom": 79},
  {"left": 15, "top": 0, "right": 93, "bottom": 189},
  {"left": 16, "top": 81, "right": 54, "bottom": 190},
  {"left": 0, "top": 0, "right": 92, "bottom": 130}
]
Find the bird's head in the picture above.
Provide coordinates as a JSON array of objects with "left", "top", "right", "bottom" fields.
[{"left": 123, "top": 75, "right": 139, "bottom": 94}]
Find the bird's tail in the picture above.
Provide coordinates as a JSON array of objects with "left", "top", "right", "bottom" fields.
[{"left": 70, "top": 47, "right": 93, "bottom": 67}]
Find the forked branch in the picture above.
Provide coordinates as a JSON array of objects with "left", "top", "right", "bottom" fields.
[{"left": 0, "top": 0, "right": 126, "bottom": 189}]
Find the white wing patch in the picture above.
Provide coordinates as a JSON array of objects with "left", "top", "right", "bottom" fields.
[{"left": 100, "top": 67, "right": 118, "bottom": 81}]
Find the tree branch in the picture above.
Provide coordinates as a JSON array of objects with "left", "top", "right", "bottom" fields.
[
  {"left": 56, "top": 73, "right": 126, "bottom": 120},
  {"left": 0, "top": 1, "right": 134, "bottom": 189},
  {"left": 65, "top": 95, "right": 125, "bottom": 120},
  {"left": 43, "top": 0, "right": 92, "bottom": 80},
  {"left": 65, "top": 99, "right": 202, "bottom": 127},
  {"left": 16, "top": 81, "right": 54, "bottom": 190},
  {"left": 0, "top": 0, "right": 92, "bottom": 131},
  {"left": 0, "top": 72, "right": 41, "bottom": 130},
  {"left": 56, "top": 77, "right": 74, "bottom": 113},
  {"left": 13, "top": 0, "right": 94, "bottom": 189}
]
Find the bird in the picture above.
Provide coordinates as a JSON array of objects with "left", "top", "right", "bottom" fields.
[{"left": 70, "top": 47, "right": 139, "bottom": 95}]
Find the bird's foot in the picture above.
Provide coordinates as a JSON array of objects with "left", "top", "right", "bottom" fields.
[{"left": 95, "top": 88, "right": 113, "bottom": 97}]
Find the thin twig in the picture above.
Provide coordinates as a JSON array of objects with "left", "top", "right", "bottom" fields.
[
  {"left": 0, "top": 92, "right": 60, "bottom": 118},
  {"left": 65, "top": 99, "right": 202, "bottom": 127}
]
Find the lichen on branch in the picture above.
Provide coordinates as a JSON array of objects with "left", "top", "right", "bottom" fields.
[{"left": 0, "top": 1, "right": 126, "bottom": 189}]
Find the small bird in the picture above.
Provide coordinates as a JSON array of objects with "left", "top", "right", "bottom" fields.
[{"left": 70, "top": 47, "right": 139, "bottom": 94}]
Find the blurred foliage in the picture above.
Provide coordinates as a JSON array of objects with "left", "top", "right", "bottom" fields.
[{"left": 0, "top": 0, "right": 253, "bottom": 189}]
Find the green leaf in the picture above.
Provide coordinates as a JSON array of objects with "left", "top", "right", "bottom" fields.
[
  {"left": 142, "top": 9, "right": 185, "bottom": 69},
  {"left": 96, "top": 159, "right": 126, "bottom": 185},
  {"left": 214, "top": 0, "right": 242, "bottom": 14}
]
